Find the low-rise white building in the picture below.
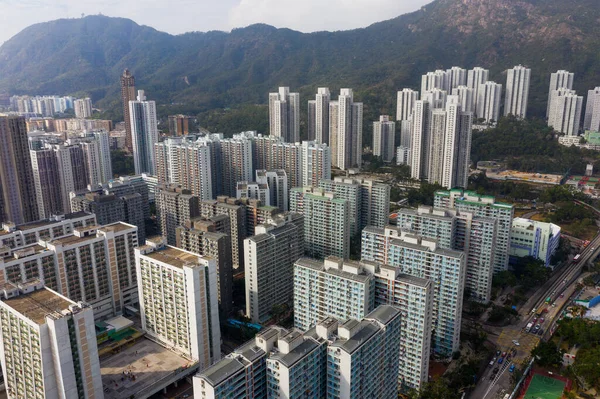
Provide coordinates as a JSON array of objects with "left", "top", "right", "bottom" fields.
[{"left": 509, "top": 218, "right": 561, "bottom": 267}]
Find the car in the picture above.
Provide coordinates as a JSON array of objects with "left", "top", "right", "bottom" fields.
[
  {"left": 496, "top": 350, "right": 501, "bottom": 356},
  {"left": 538, "top": 329, "right": 544, "bottom": 336},
  {"left": 560, "top": 293, "right": 565, "bottom": 298},
  {"left": 489, "top": 360, "right": 494, "bottom": 366},
  {"left": 540, "top": 318, "right": 545, "bottom": 323},
  {"left": 493, "top": 367, "right": 499, "bottom": 374},
  {"left": 498, "top": 358, "right": 504, "bottom": 364},
  {"left": 502, "top": 352, "right": 507, "bottom": 357},
  {"left": 533, "top": 316, "right": 538, "bottom": 322},
  {"left": 509, "top": 364, "right": 516, "bottom": 373},
  {"left": 512, "top": 340, "right": 520, "bottom": 346},
  {"left": 492, "top": 357, "right": 497, "bottom": 362},
  {"left": 536, "top": 324, "right": 541, "bottom": 329}
]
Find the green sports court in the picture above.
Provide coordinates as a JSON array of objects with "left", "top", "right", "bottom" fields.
[{"left": 522, "top": 374, "right": 565, "bottom": 399}]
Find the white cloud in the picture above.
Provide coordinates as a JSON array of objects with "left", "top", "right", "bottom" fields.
[{"left": 0, "top": 0, "right": 430, "bottom": 45}]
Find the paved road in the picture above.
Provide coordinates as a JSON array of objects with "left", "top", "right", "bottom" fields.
[{"left": 469, "top": 232, "right": 600, "bottom": 398}]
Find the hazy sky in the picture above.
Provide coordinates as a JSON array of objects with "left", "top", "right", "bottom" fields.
[{"left": 0, "top": 0, "right": 431, "bottom": 45}]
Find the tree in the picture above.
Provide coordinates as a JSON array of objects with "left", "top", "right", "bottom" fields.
[
  {"left": 270, "top": 303, "right": 288, "bottom": 324},
  {"left": 512, "top": 257, "right": 551, "bottom": 288},
  {"left": 531, "top": 341, "right": 563, "bottom": 368},
  {"left": 111, "top": 150, "right": 135, "bottom": 177},
  {"left": 407, "top": 183, "right": 445, "bottom": 207},
  {"left": 572, "top": 347, "right": 600, "bottom": 389},
  {"left": 416, "top": 378, "right": 460, "bottom": 399},
  {"left": 492, "top": 270, "right": 518, "bottom": 288},
  {"left": 488, "top": 305, "right": 518, "bottom": 324}
]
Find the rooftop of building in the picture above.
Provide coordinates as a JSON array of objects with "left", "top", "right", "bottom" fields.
[
  {"left": 141, "top": 246, "right": 203, "bottom": 269},
  {"left": 439, "top": 189, "right": 513, "bottom": 209},
  {"left": 365, "top": 305, "right": 400, "bottom": 326},
  {"left": 295, "top": 257, "right": 372, "bottom": 283},
  {"left": 397, "top": 207, "right": 455, "bottom": 222},
  {"left": 388, "top": 235, "right": 463, "bottom": 259},
  {"left": 2, "top": 287, "right": 74, "bottom": 325},
  {"left": 49, "top": 228, "right": 102, "bottom": 246},
  {"left": 362, "top": 225, "right": 386, "bottom": 235},
  {"left": 317, "top": 316, "right": 339, "bottom": 329},
  {"left": 1, "top": 244, "right": 50, "bottom": 263},
  {"left": 98, "top": 222, "right": 137, "bottom": 234},
  {"left": 255, "top": 326, "right": 281, "bottom": 341},
  {"left": 0, "top": 211, "right": 93, "bottom": 235},
  {"left": 395, "top": 272, "right": 431, "bottom": 287},
  {"left": 197, "top": 356, "right": 245, "bottom": 387},
  {"left": 100, "top": 337, "right": 196, "bottom": 399},
  {"left": 330, "top": 321, "right": 379, "bottom": 355},
  {"left": 269, "top": 338, "right": 321, "bottom": 369}
]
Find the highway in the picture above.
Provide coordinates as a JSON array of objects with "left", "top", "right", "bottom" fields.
[{"left": 471, "top": 223, "right": 600, "bottom": 398}]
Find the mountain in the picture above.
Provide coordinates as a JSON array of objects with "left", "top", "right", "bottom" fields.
[{"left": 1, "top": 0, "right": 599, "bottom": 135}]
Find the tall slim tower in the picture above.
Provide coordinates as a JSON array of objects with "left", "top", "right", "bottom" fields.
[
  {"left": 584, "top": 87, "right": 600, "bottom": 132},
  {"left": 467, "top": 67, "right": 489, "bottom": 118},
  {"left": 330, "top": 89, "right": 363, "bottom": 170},
  {"left": 477, "top": 81, "right": 503, "bottom": 124},
  {"left": 129, "top": 90, "right": 158, "bottom": 175},
  {"left": 269, "top": 87, "right": 300, "bottom": 143},
  {"left": 0, "top": 115, "right": 39, "bottom": 224},
  {"left": 373, "top": 115, "right": 396, "bottom": 163},
  {"left": 452, "top": 85, "right": 475, "bottom": 114},
  {"left": 423, "top": 96, "right": 472, "bottom": 189},
  {"left": 53, "top": 144, "right": 88, "bottom": 212},
  {"left": 442, "top": 97, "right": 472, "bottom": 189},
  {"left": 548, "top": 89, "right": 583, "bottom": 136},
  {"left": 120, "top": 69, "right": 136, "bottom": 152},
  {"left": 504, "top": 65, "right": 531, "bottom": 118},
  {"left": 396, "top": 88, "right": 419, "bottom": 122},
  {"left": 410, "top": 100, "right": 431, "bottom": 181},
  {"left": 547, "top": 70, "right": 574, "bottom": 118},
  {"left": 446, "top": 66, "right": 467, "bottom": 91},
  {"left": 30, "top": 149, "right": 62, "bottom": 218},
  {"left": 308, "top": 88, "right": 330, "bottom": 144},
  {"left": 421, "top": 70, "right": 449, "bottom": 94}
]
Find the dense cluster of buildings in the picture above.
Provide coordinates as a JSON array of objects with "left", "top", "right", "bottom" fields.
[{"left": 0, "top": 64, "right": 574, "bottom": 399}]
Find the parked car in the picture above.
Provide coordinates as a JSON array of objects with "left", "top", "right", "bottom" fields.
[
  {"left": 540, "top": 318, "right": 545, "bottom": 323},
  {"left": 493, "top": 367, "right": 499, "bottom": 374},
  {"left": 512, "top": 340, "right": 520, "bottom": 346},
  {"left": 509, "top": 364, "right": 516, "bottom": 373},
  {"left": 489, "top": 360, "right": 494, "bottom": 366},
  {"left": 498, "top": 357, "right": 504, "bottom": 364},
  {"left": 538, "top": 329, "right": 544, "bottom": 336},
  {"left": 496, "top": 350, "right": 501, "bottom": 356}
]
